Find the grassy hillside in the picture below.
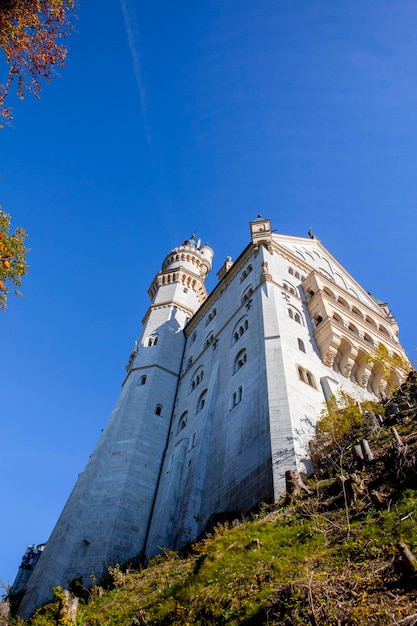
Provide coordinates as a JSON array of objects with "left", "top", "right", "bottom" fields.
[{"left": 9, "top": 373, "right": 417, "bottom": 625}]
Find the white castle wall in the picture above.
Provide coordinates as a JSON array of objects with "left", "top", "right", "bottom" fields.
[{"left": 18, "top": 222, "right": 407, "bottom": 618}]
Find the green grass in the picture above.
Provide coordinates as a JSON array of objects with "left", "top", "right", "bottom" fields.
[{"left": 11, "top": 375, "right": 417, "bottom": 626}]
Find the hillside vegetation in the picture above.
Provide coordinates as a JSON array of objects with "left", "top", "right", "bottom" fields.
[{"left": 9, "top": 372, "right": 417, "bottom": 625}]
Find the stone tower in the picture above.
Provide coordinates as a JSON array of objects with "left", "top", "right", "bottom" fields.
[{"left": 18, "top": 236, "right": 214, "bottom": 618}]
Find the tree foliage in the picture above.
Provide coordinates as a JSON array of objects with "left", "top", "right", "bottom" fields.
[
  {"left": 311, "top": 391, "right": 381, "bottom": 473},
  {"left": 0, "top": 0, "right": 75, "bottom": 121},
  {"left": 0, "top": 210, "right": 28, "bottom": 309},
  {"left": 366, "top": 342, "right": 411, "bottom": 380}
]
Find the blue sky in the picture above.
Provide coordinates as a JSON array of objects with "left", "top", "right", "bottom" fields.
[{"left": 1, "top": 0, "right": 417, "bottom": 586}]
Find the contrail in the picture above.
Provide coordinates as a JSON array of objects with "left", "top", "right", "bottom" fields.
[{"left": 120, "top": 0, "right": 153, "bottom": 153}]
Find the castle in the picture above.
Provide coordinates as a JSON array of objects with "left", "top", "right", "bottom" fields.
[{"left": 17, "top": 217, "right": 408, "bottom": 618}]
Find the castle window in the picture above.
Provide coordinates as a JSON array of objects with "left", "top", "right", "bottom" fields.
[
  {"left": 230, "top": 385, "right": 243, "bottom": 410},
  {"left": 298, "top": 338, "right": 305, "bottom": 352},
  {"left": 138, "top": 375, "right": 147, "bottom": 386},
  {"left": 283, "top": 281, "right": 296, "bottom": 295},
  {"left": 288, "top": 307, "right": 303, "bottom": 324},
  {"left": 323, "top": 287, "right": 335, "bottom": 299},
  {"left": 298, "top": 366, "right": 316, "bottom": 388},
  {"left": 314, "top": 315, "right": 323, "bottom": 326},
  {"left": 206, "top": 308, "right": 217, "bottom": 326},
  {"left": 298, "top": 366, "right": 306, "bottom": 382},
  {"left": 205, "top": 332, "right": 214, "bottom": 348},
  {"left": 241, "top": 285, "right": 254, "bottom": 304},
  {"left": 190, "top": 367, "right": 204, "bottom": 393},
  {"left": 177, "top": 411, "right": 188, "bottom": 433},
  {"left": 155, "top": 405, "right": 162, "bottom": 416},
  {"left": 240, "top": 264, "right": 253, "bottom": 282},
  {"left": 232, "top": 316, "right": 249, "bottom": 344},
  {"left": 197, "top": 390, "right": 207, "bottom": 413},
  {"left": 234, "top": 349, "right": 247, "bottom": 373},
  {"left": 148, "top": 334, "right": 159, "bottom": 347},
  {"left": 306, "top": 371, "right": 316, "bottom": 388}
]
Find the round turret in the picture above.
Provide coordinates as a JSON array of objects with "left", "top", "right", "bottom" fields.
[{"left": 162, "top": 236, "right": 214, "bottom": 278}]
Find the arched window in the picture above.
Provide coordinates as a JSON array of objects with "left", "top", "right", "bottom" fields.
[
  {"left": 363, "top": 333, "right": 374, "bottom": 345},
  {"left": 337, "top": 297, "right": 348, "bottom": 308},
  {"left": 333, "top": 312, "right": 343, "bottom": 324},
  {"left": 205, "top": 308, "right": 217, "bottom": 326},
  {"left": 365, "top": 316, "right": 376, "bottom": 327},
  {"left": 230, "top": 385, "right": 243, "bottom": 409},
  {"left": 234, "top": 349, "right": 247, "bottom": 373},
  {"left": 190, "top": 366, "right": 204, "bottom": 393},
  {"left": 298, "top": 366, "right": 306, "bottom": 382},
  {"left": 177, "top": 411, "right": 188, "bottom": 433},
  {"left": 348, "top": 323, "right": 358, "bottom": 335},
  {"left": 155, "top": 405, "right": 162, "bottom": 416},
  {"left": 240, "top": 264, "right": 253, "bottom": 282},
  {"left": 298, "top": 338, "right": 305, "bottom": 352},
  {"left": 205, "top": 332, "right": 214, "bottom": 348},
  {"left": 197, "top": 390, "right": 207, "bottom": 413},
  {"left": 241, "top": 285, "right": 254, "bottom": 304},
  {"left": 297, "top": 366, "right": 316, "bottom": 388},
  {"left": 138, "top": 375, "right": 147, "bottom": 386},
  {"left": 288, "top": 306, "right": 303, "bottom": 324},
  {"left": 323, "top": 287, "right": 335, "bottom": 299},
  {"left": 283, "top": 281, "right": 296, "bottom": 295},
  {"left": 148, "top": 334, "right": 159, "bottom": 347},
  {"left": 306, "top": 371, "right": 316, "bottom": 388},
  {"left": 232, "top": 316, "right": 249, "bottom": 344},
  {"left": 379, "top": 325, "right": 389, "bottom": 336},
  {"left": 351, "top": 306, "right": 362, "bottom": 318}
]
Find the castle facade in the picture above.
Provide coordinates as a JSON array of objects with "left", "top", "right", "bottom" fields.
[{"left": 18, "top": 217, "right": 408, "bottom": 617}]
